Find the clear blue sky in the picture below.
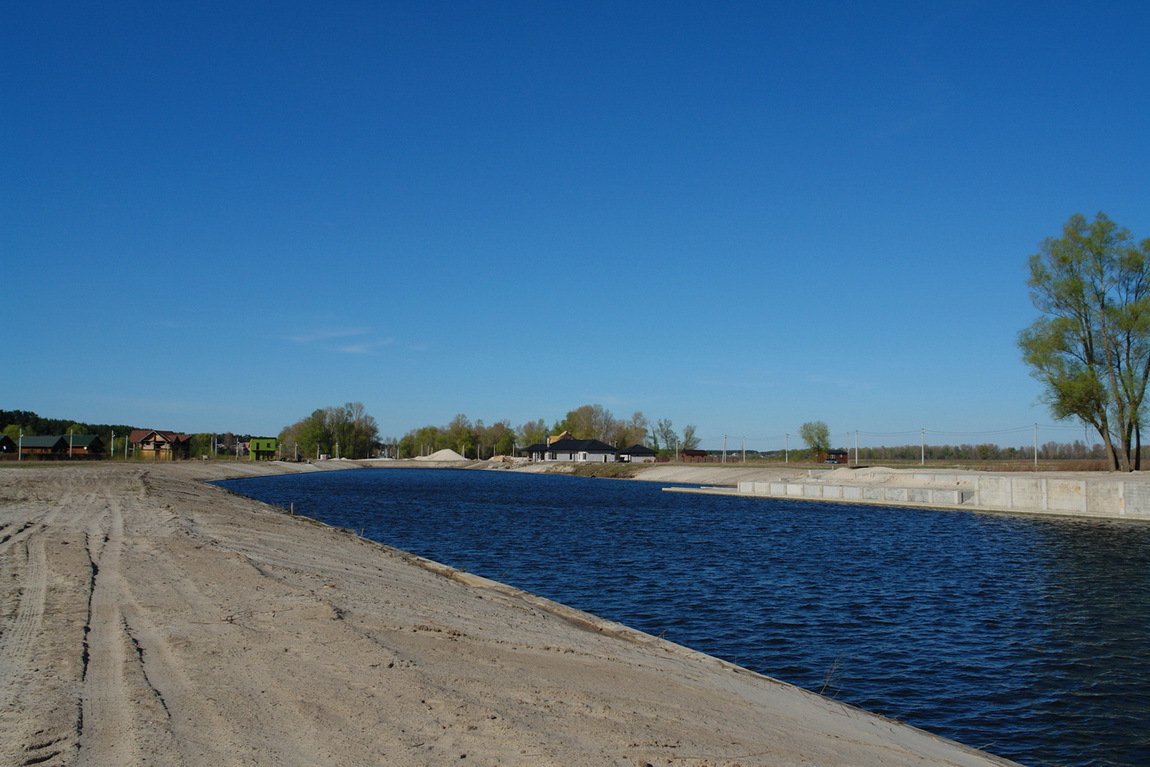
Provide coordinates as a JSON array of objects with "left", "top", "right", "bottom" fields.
[{"left": 4, "top": 1, "right": 1148, "bottom": 450}]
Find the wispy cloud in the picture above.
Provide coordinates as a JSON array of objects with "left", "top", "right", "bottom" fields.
[
  {"left": 283, "top": 327, "right": 400, "bottom": 355},
  {"left": 284, "top": 328, "right": 373, "bottom": 345},
  {"left": 335, "top": 338, "right": 395, "bottom": 355}
]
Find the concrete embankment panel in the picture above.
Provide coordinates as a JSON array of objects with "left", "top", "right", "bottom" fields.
[
  {"left": 907, "top": 488, "right": 930, "bottom": 505},
  {"left": 734, "top": 476, "right": 1150, "bottom": 520},
  {"left": 976, "top": 477, "right": 1011, "bottom": 509},
  {"left": 1124, "top": 483, "right": 1150, "bottom": 514},
  {"left": 1010, "top": 478, "right": 1044, "bottom": 510},
  {"left": 1048, "top": 479, "right": 1086, "bottom": 513},
  {"left": 1087, "top": 482, "right": 1122, "bottom": 516}
]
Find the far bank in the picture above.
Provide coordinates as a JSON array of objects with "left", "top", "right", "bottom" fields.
[{"left": 350, "top": 457, "right": 1150, "bottom": 520}]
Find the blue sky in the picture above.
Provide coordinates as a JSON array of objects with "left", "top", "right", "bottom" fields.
[{"left": 4, "top": 1, "right": 1148, "bottom": 450}]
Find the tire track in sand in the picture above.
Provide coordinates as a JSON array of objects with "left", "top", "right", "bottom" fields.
[
  {"left": 77, "top": 476, "right": 334, "bottom": 766},
  {"left": 0, "top": 469, "right": 90, "bottom": 766},
  {"left": 77, "top": 482, "right": 162, "bottom": 766},
  {"left": 0, "top": 533, "right": 50, "bottom": 765}
]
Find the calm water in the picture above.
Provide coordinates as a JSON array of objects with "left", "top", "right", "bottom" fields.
[{"left": 217, "top": 468, "right": 1150, "bottom": 767}]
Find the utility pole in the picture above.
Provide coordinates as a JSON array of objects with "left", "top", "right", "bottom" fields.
[
  {"left": 722, "top": 435, "right": 727, "bottom": 463},
  {"left": 921, "top": 428, "right": 925, "bottom": 466},
  {"left": 1034, "top": 423, "right": 1038, "bottom": 468},
  {"left": 785, "top": 433, "right": 789, "bottom": 463}
]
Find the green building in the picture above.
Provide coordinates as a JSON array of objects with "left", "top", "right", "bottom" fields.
[{"left": 249, "top": 437, "right": 278, "bottom": 461}]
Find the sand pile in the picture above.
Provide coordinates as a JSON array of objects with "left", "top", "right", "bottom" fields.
[{"left": 414, "top": 448, "right": 469, "bottom": 461}]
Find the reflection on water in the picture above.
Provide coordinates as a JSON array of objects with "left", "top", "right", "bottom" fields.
[{"left": 218, "top": 468, "right": 1150, "bottom": 767}]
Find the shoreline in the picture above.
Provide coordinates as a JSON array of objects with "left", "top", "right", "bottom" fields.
[
  {"left": 0, "top": 461, "right": 1023, "bottom": 766},
  {"left": 355, "top": 458, "right": 1150, "bottom": 520}
]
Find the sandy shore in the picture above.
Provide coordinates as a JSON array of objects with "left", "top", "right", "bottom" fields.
[{"left": 0, "top": 462, "right": 1020, "bottom": 766}]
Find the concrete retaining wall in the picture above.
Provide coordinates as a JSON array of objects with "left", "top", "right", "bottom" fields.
[{"left": 732, "top": 476, "right": 1150, "bottom": 521}]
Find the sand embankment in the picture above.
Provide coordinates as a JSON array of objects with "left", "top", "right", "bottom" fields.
[
  {"left": 625, "top": 463, "right": 811, "bottom": 485},
  {"left": 0, "top": 462, "right": 1019, "bottom": 766}
]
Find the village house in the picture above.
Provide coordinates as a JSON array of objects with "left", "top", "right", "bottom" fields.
[
  {"left": 618, "top": 444, "right": 658, "bottom": 463},
  {"left": 17, "top": 436, "right": 68, "bottom": 458},
  {"left": 1, "top": 434, "right": 106, "bottom": 460},
  {"left": 130, "top": 430, "right": 192, "bottom": 460},
  {"left": 521, "top": 430, "right": 668, "bottom": 464},
  {"left": 824, "top": 449, "right": 849, "bottom": 464},
  {"left": 66, "top": 435, "right": 106, "bottom": 457},
  {"left": 523, "top": 437, "right": 619, "bottom": 463},
  {"left": 249, "top": 437, "right": 278, "bottom": 461}
]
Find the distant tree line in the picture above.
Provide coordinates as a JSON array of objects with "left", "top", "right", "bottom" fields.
[
  {"left": 279, "top": 402, "right": 380, "bottom": 460},
  {"left": 2, "top": 409, "right": 137, "bottom": 454},
  {"left": 1, "top": 410, "right": 273, "bottom": 459},
  {"left": 395, "top": 404, "right": 700, "bottom": 459},
  {"left": 398, "top": 414, "right": 517, "bottom": 459},
  {"left": 849, "top": 440, "right": 1107, "bottom": 462}
]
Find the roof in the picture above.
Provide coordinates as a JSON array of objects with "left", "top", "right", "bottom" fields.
[
  {"left": 545, "top": 438, "right": 617, "bottom": 454},
  {"left": 130, "top": 429, "right": 191, "bottom": 444},
  {"left": 68, "top": 435, "right": 104, "bottom": 448},
  {"left": 19, "top": 436, "right": 68, "bottom": 448},
  {"left": 619, "top": 444, "right": 657, "bottom": 456}
]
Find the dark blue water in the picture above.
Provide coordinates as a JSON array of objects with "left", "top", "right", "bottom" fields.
[{"left": 216, "top": 468, "right": 1150, "bottom": 767}]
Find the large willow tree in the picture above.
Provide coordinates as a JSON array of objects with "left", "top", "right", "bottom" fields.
[{"left": 1019, "top": 213, "right": 1150, "bottom": 471}]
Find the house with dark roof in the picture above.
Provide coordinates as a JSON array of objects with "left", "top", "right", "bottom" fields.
[
  {"left": 18, "top": 435, "right": 68, "bottom": 458},
  {"left": 130, "top": 429, "right": 192, "bottom": 460},
  {"left": 618, "top": 444, "right": 658, "bottom": 463},
  {"left": 2, "top": 434, "right": 106, "bottom": 459},
  {"left": 66, "top": 435, "right": 106, "bottom": 457},
  {"left": 521, "top": 442, "right": 549, "bottom": 462},
  {"left": 536, "top": 438, "right": 620, "bottom": 463}
]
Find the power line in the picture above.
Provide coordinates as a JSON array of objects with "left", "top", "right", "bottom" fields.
[{"left": 694, "top": 422, "right": 1106, "bottom": 450}]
